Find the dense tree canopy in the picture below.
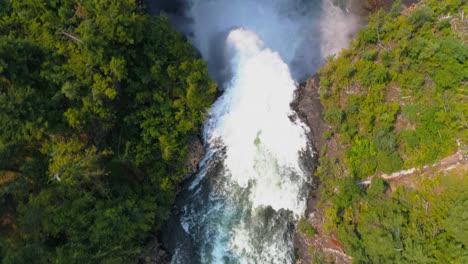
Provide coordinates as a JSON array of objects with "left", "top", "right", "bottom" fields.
[
  {"left": 0, "top": 0, "right": 215, "bottom": 263},
  {"left": 309, "top": 0, "right": 468, "bottom": 262}
]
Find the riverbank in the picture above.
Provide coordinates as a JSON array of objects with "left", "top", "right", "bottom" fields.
[{"left": 291, "top": 75, "right": 350, "bottom": 263}]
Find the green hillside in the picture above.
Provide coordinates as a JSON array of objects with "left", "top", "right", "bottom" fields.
[{"left": 304, "top": 0, "right": 468, "bottom": 263}]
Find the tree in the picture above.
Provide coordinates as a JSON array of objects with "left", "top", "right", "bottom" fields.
[
  {"left": 407, "top": 6, "right": 433, "bottom": 28},
  {"left": 445, "top": 193, "right": 468, "bottom": 247}
]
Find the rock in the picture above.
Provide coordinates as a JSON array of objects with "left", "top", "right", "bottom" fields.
[
  {"left": 291, "top": 74, "right": 330, "bottom": 156},
  {"left": 183, "top": 134, "right": 205, "bottom": 182},
  {"left": 291, "top": 75, "right": 329, "bottom": 264},
  {"left": 140, "top": 238, "right": 171, "bottom": 264}
]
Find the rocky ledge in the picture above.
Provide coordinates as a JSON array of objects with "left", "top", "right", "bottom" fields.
[
  {"left": 291, "top": 75, "right": 329, "bottom": 157},
  {"left": 183, "top": 134, "right": 206, "bottom": 182}
]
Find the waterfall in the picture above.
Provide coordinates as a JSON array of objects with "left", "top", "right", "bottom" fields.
[{"left": 161, "top": 1, "right": 358, "bottom": 263}]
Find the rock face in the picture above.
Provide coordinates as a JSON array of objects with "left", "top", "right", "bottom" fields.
[
  {"left": 348, "top": 0, "right": 387, "bottom": 16},
  {"left": 291, "top": 74, "right": 330, "bottom": 156},
  {"left": 183, "top": 134, "right": 206, "bottom": 182},
  {"left": 142, "top": 239, "right": 171, "bottom": 264}
]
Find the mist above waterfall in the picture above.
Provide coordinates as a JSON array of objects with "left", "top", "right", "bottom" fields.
[{"left": 154, "top": 0, "right": 359, "bottom": 83}]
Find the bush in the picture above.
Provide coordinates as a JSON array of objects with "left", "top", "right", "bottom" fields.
[
  {"left": 399, "top": 70, "right": 425, "bottom": 90},
  {"left": 362, "top": 50, "right": 377, "bottom": 61},
  {"left": 408, "top": 6, "right": 433, "bottom": 28},
  {"left": 345, "top": 102, "right": 359, "bottom": 115},
  {"left": 324, "top": 104, "right": 345, "bottom": 126},
  {"left": 379, "top": 50, "right": 392, "bottom": 67},
  {"left": 342, "top": 66, "right": 356, "bottom": 79},
  {"left": 322, "top": 130, "right": 333, "bottom": 140},
  {"left": 297, "top": 217, "right": 317, "bottom": 238},
  {"left": 320, "top": 76, "right": 331, "bottom": 88},
  {"left": 437, "top": 19, "right": 451, "bottom": 30},
  {"left": 390, "top": 0, "right": 402, "bottom": 18},
  {"left": 358, "top": 63, "right": 373, "bottom": 88},
  {"left": 333, "top": 177, "right": 365, "bottom": 210},
  {"left": 376, "top": 151, "right": 404, "bottom": 172},
  {"left": 373, "top": 66, "right": 389, "bottom": 85},
  {"left": 373, "top": 129, "right": 397, "bottom": 153},
  {"left": 368, "top": 177, "right": 386, "bottom": 198},
  {"left": 432, "top": 58, "right": 467, "bottom": 90},
  {"left": 360, "top": 28, "right": 378, "bottom": 43}
]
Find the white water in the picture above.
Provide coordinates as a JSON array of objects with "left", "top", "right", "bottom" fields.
[
  {"left": 165, "top": 0, "right": 358, "bottom": 263},
  {"left": 209, "top": 29, "right": 310, "bottom": 214}
]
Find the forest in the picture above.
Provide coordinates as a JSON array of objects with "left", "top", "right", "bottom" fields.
[
  {"left": 1, "top": 0, "right": 467, "bottom": 263},
  {"left": 300, "top": 0, "right": 468, "bottom": 262},
  {"left": 0, "top": 0, "right": 215, "bottom": 263}
]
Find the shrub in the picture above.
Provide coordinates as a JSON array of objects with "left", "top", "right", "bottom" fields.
[
  {"left": 345, "top": 102, "right": 359, "bottom": 115},
  {"left": 324, "top": 103, "right": 345, "bottom": 126},
  {"left": 333, "top": 177, "right": 365, "bottom": 210},
  {"left": 379, "top": 50, "right": 392, "bottom": 67},
  {"left": 390, "top": 0, "right": 402, "bottom": 18},
  {"left": 373, "top": 66, "right": 389, "bottom": 85},
  {"left": 360, "top": 28, "right": 378, "bottom": 43},
  {"left": 342, "top": 66, "right": 356, "bottom": 79},
  {"left": 320, "top": 76, "right": 331, "bottom": 88},
  {"left": 322, "top": 130, "right": 333, "bottom": 140},
  {"left": 408, "top": 6, "right": 433, "bottom": 28},
  {"left": 401, "top": 130, "right": 419, "bottom": 148},
  {"left": 297, "top": 217, "right": 317, "bottom": 238},
  {"left": 362, "top": 49, "right": 377, "bottom": 61},
  {"left": 358, "top": 63, "right": 373, "bottom": 88},
  {"left": 376, "top": 151, "right": 404, "bottom": 172},
  {"left": 368, "top": 177, "right": 386, "bottom": 198},
  {"left": 399, "top": 70, "right": 425, "bottom": 90},
  {"left": 373, "top": 129, "right": 397, "bottom": 153},
  {"left": 432, "top": 58, "right": 467, "bottom": 90},
  {"left": 437, "top": 19, "right": 451, "bottom": 30}
]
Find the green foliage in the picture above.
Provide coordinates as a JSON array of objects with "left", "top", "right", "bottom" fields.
[
  {"left": 322, "top": 130, "right": 333, "bottom": 140},
  {"left": 378, "top": 50, "right": 392, "bottom": 67},
  {"left": 367, "top": 177, "right": 386, "bottom": 198},
  {"left": 336, "top": 175, "right": 468, "bottom": 264},
  {"left": 433, "top": 58, "right": 467, "bottom": 90},
  {"left": 345, "top": 101, "right": 359, "bottom": 115},
  {"left": 437, "top": 19, "right": 451, "bottom": 30},
  {"left": 407, "top": 6, "right": 433, "bottom": 28},
  {"left": 324, "top": 103, "right": 344, "bottom": 126},
  {"left": 320, "top": 76, "right": 331, "bottom": 88},
  {"left": 373, "top": 65, "right": 389, "bottom": 85},
  {"left": 360, "top": 28, "right": 378, "bottom": 44},
  {"left": 376, "top": 151, "right": 403, "bottom": 173},
  {"left": 0, "top": 0, "right": 216, "bottom": 263},
  {"left": 445, "top": 192, "right": 468, "bottom": 247},
  {"left": 398, "top": 70, "right": 425, "bottom": 90},
  {"left": 332, "top": 177, "right": 364, "bottom": 212},
  {"left": 390, "top": 0, "right": 402, "bottom": 18},
  {"left": 297, "top": 217, "right": 317, "bottom": 238},
  {"left": 372, "top": 129, "right": 397, "bottom": 153},
  {"left": 316, "top": 1, "right": 468, "bottom": 262},
  {"left": 345, "top": 138, "right": 377, "bottom": 178},
  {"left": 361, "top": 49, "right": 377, "bottom": 61}
]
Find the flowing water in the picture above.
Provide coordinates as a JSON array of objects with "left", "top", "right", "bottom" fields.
[{"left": 160, "top": 0, "right": 358, "bottom": 263}]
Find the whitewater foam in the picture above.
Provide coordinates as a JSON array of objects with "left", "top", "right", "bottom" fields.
[{"left": 210, "top": 27, "right": 310, "bottom": 215}]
